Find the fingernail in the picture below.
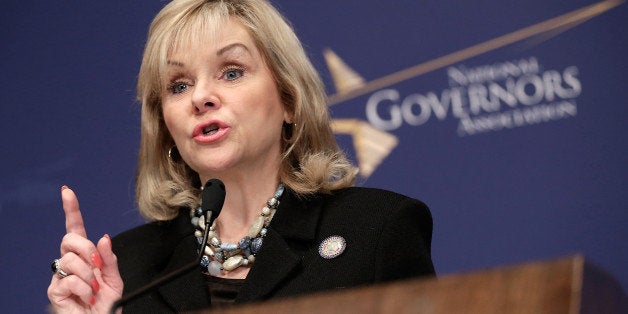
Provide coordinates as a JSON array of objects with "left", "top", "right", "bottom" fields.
[
  {"left": 61, "top": 185, "right": 68, "bottom": 191},
  {"left": 91, "top": 252, "right": 103, "bottom": 269},
  {"left": 92, "top": 278, "right": 100, "bottom": 293},
  {"left": 104, "top": 234, "right": 110, "bottom": 240},
  {"left": 90, "top": 295, "right": 96, "bottom": 305}
]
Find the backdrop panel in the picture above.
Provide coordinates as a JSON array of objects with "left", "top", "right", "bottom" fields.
[{"left": 1, "top": 1, "right": 626, "bottom": 312}]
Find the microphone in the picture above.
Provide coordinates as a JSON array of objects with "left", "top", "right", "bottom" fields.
[
  {"left": 200, "top": 178, "right": 225, "bottom": 228},
  {"left": 109, "top": 179, "right": 226, "bottom": 314}
]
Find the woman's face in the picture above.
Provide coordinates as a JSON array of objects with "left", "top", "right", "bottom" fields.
[{"left": 161, "top": 18, "right": 289, "bottom": 182}]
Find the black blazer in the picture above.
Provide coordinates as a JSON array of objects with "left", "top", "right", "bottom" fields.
[{"left": 112, "top": 187, "right": 435, "bottom": 313}]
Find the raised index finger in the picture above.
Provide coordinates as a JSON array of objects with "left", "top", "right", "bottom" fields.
[{"left": 61, "top": 186, "right": 87, "bottom": 238}]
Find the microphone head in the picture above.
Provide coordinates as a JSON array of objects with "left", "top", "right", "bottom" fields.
[{"left": 201, "top": 179, "right": 226, "bottom": 219}]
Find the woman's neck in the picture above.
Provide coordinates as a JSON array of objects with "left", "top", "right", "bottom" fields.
[{"left": 201, "top": 169, "right": 281, "bottom": 244}]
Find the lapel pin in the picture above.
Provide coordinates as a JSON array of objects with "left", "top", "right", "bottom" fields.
[{"left": 318, "top": 235, "right": 346, "bottom": 259}]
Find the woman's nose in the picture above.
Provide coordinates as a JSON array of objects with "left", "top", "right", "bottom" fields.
[
  {"left": 192, "top": 81, "right": 219, "bottom": 113},
  {"left": 195, "top": 101, "right": 215, "bottom": 112}
]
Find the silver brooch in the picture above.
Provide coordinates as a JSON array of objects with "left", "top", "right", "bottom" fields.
[{"left": 318, "top": 235, "right": 346, "bottom": 259}]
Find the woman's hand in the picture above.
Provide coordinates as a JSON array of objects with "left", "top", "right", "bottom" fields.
[{"left": 47, "top": 186, "right": 124, "bottom": 313}]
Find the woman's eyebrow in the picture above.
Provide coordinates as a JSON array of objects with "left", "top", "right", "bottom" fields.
[
  {"left": 217, "top": 42, "right": 251, "bottom": 57},
  {"left": 166, "top": 60, "right": 184, "bottom": 67},
  {"left": 165, "top": 43, "right": 252, "bottom": 67}
]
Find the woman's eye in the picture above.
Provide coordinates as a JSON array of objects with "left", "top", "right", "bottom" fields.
[
  {"left": 223, "top": 68, "right": 244, "bottom": 81},
  {"left": 169, "top": 82, "right": 189, "bottom": 94}
]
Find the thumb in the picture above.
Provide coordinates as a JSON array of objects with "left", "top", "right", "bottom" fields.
[{"left": 96, "top": 234, "right": 124, "bottom": 292}]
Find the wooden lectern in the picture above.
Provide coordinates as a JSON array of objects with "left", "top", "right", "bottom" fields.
[{"left": 205, "top": 255, "right": 626, "bottom": 313}]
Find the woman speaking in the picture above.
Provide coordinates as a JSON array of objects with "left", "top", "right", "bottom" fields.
[{"left": 47, "top": 0, "right": 435, "bottom": 312}]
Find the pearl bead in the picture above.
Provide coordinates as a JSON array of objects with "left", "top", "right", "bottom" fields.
[
  {"left": 208, "top": 261, "right": 222, "bottom": 276},
  {"left": 198, "top": 216, "right": 206, "bottom": 230},
  {"left": 248, "top": 216, "right": 265, "bottom": 238},
  {"left": 223, "top": 256, "right": 244, "bottom": 271},
  {"left": 261, "top": 206, "right": 271, "bottom": 216},
  {"left": 267, "top": 197, "right": 278, "bottom": 207},
  {"left": 210, "top": 237, "right": 220, "bottom": 246}
]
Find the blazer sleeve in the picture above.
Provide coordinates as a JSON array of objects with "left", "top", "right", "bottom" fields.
[{"left": 373, "top": 196, "right": 436, "bottom": 281}]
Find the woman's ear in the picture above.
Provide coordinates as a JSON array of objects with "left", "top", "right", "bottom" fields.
[{"left": 283, "top": 110, "right": 294, "bottom": 124}]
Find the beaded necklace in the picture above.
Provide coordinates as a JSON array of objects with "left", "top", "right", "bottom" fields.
[{"left": 191, "top": 184, "right": 285, "bottom": 276}]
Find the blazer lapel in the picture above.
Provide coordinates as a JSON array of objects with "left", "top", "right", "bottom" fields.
[
  {"left": 155, "top": 212, "right": 211, "bottom": 311},
  {"left": 236, "top": 190, "right": 323, "bottom": 302}
]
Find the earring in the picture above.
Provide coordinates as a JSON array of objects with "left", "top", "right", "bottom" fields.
[
  {"left": 282, "top": 121, "right": 296, "bottom": 142},
  {"left": 168, "top": 146, "right": 180, "bottom": 163}
]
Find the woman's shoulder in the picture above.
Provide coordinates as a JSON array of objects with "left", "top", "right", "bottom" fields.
[
  {"left": 113, "top": 222, "right": 164, "bottom": 247},
  {"left": 315, "top": 186, "right": 432, "bottom": 233},
  {"left": 326, "top": 186, "right": 429, "bottom": 212}
]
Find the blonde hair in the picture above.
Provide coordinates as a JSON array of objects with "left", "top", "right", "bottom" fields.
[{"left": 136, "top": 0, "right": 357, "bottom": 221}]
